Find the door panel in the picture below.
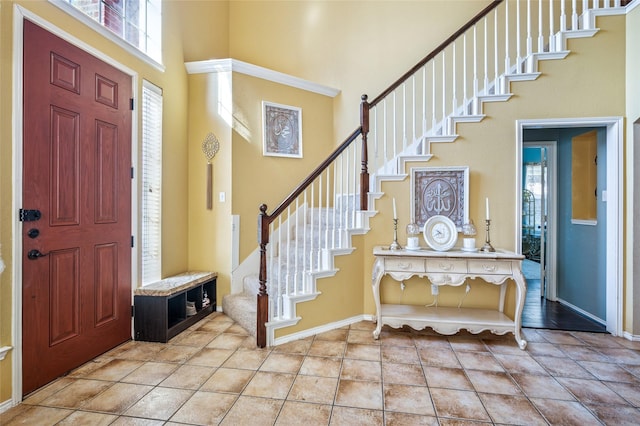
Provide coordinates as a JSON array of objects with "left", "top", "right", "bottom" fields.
[
  {"left": 22, "top": 20, "right": 132, "bottom": 395},
  {"left": 49, "top": 249, "right": 80, "bottom": 345},
  {"left": 51, "top": 106, "right": 81, "bottom": 225}
]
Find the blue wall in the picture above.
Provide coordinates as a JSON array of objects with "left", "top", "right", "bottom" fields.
[{"left": 524, "top": 127, "right": 606, "bottom": 320}]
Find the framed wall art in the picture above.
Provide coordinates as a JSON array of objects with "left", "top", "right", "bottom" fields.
[
  {"left": 410, "top": 166, "right": 469, "bottom": 230},
  {"left": 262, "top": 101, "right": 302, "bottom": 158}
]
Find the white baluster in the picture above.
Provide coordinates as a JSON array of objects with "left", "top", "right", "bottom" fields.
[
  {"left": 516, "top": 0, "right": 522, "bottom": 72},
  {"left": 480, "top": 22, "right": 489, "bottom": 97},
  {"left": 345, "top": 148, "right": 350, "bottom": 232},
  {"left": 383, "top": 99, "right": 388, "bottom": 173},
  {"left": 505, "top": 0, "right": 511, "bottom": 79},
  {"left": 572, "top": 0, "right": 579, "bottom": 30},
  {"left": 303, "top": 189, "right": 307, "bottom": 276},
  {"left": 325, "top": 169, "right": 330, "bottom": 253},
  {"left": 392, "top": 92, "right": 397, "bottom": 167},
  {"left": 338, "top": 155, "right": 344, "bottom": 241},
  {"left": 550, "top": 0, "right": 556, "bottom": 52},
  {"left": 373, "top": 106, "right": 379, "bottom": 173},
  {"left": 309, "top": 183, "right": 314, "bottom": 272},
  {"left": 422, "top": 67, "right": 427, "bottom": 144},
  {"left": 537, "top": 0, "right": 544, "bottom": 53},
  {"left": 526, "top": 0, "right": 532, "bottom": 58},
  {"left": 352, "top": 144, "right": 357, "bottom": 228},
  {"left": 494, "top": 8, "right": 499, "bottom": 93},
  {"left": 474, "top": 25, "right": 478, "bottom": 99},
  {"left": 286, "top": 205, "right": 291, "bottom": 298},
  {"left": 277, "top": 215, "right": 282, "bottom": 318},
  {"left": 452, "top": 42, "right": 457, "bottom": 116},
  {"left": 318, "top": 173, "right": 323, "bottom": 268},
  {"left": 294, "top": 198, "right": 299, "bottom": 294},
  {"left": 431, "top": 61, "right": 437, "bottom": 132},
  {"left": 412, "top": 75, "right": 416, "bottom": 143},
  {"left": 402, "top": 83, "right": 407, "bottom": 151},
  {"left": 442, "top": 50, "right": 446, "bottom": 131},
  {"left": 463, "top": 33, "right": 468, "bottom": 112},
  {"left": 561, "top": 0, "right": 567, "bottom": 32},
  {"left": 332, "top": 163, "right": 337, "bottom": 250}
]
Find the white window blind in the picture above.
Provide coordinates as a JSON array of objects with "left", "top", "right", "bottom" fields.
[{"left": 141, "top": 80, "right": 162, "bottom": 284}]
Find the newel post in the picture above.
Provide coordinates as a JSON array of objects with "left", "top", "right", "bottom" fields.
[
  {"left": 360, "top": 94, "right": 370, "bottom": 211},
  {"left": 256, "top": 204, "right": 270, "bottom": 348}
]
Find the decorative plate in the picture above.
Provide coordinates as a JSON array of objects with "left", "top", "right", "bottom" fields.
[{"left": 423, "top": 215, "right": 458, "bottom": 251}]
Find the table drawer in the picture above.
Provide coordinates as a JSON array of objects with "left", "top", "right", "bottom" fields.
[
  {"left": 468, "top": 260, "right": 512, "bottom": 275},
  {"left": 426, "top": 259, "right": 467, "bottom": 273},
  {"left": 385, "top": 257, "right": 425, "bottom": 273}
]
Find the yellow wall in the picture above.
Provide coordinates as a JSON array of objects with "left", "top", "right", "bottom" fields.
[
  {"left": 228, "top": 0, "right": 485, "bottom": 142},
  {"left": 186, "top": 70, "right": 233, "bottom": 301},
  {"left": 230, "top": 73, "right": 335, "bottom": 260}
]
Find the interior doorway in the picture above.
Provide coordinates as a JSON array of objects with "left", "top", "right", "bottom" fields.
[
  {"left": 521, "top": 139, "right": 605, "bottom": 332},
  {"left": 517, "top": 118, "right": 622, "bottom": 336}
]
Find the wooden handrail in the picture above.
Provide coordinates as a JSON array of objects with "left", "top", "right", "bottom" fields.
[
  {"left": 261, "top": 126, "right": 364, "bottom": 226},
  {"left": 256, "top": 125, "right": 363, "bottom": 347},
  {"left": 369, "top": 0, "right": 503, "bottom": 107}
]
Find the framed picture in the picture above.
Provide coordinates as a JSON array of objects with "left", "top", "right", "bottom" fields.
[
  {"left": 410, "top": 166, "right": 469, "bottom": 231},
  {"left": 262, "top": 101, "right": 302, "bottom": 158}
]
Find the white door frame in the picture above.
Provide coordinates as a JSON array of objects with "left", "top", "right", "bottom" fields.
[
  {"left": 516, "top": 117, "right": 623, "bottom": 336},
  {"left": 11, "top": 5, "right": 139, "bottom": 405},
  {"left": 522, "top": 141, "right": 558, "bottom": 302}
]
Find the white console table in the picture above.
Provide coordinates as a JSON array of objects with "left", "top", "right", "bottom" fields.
[{"left": 372, "top": 246, "right": 527, "bottom": 349}]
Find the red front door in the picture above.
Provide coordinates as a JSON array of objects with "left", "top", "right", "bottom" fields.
[{"left": 22, "top": 20, "right": 132, "bottom": 395}]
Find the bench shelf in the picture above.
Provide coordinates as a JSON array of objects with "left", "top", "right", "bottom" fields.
[{"left": 133, "top": 272, "right": 217, "bottom": 343}]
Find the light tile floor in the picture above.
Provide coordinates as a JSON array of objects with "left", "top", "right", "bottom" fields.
[{"left": 3, "top": 313, "right": 640, "bottom": 425}]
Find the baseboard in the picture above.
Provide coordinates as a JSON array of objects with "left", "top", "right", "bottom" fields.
[
  {"left": 272, "top": 314, "right": 375, "bottom": 346},
  {"left": 622, "top": 331, "right": 640, "bottom": 342},
  {"left": 556, "top": 298, "right": 606, "bottom": 325},
  {"left": 0, "top": 398, "right": 15, "bottom": 414}
]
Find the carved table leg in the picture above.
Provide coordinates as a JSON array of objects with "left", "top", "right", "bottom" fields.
[
  {"left": 512, "top": 267, "right": 528, "bottom": 350},
  {"left": 372, "top": 257, "right": 384, "bottom": 339}
]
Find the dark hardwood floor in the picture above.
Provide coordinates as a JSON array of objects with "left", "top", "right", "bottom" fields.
[{"left": 521, "top": 262, "right": 607, "bottom": 333}]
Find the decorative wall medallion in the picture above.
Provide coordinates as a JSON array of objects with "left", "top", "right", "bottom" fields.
[
  {"left": 262, "top": 101, "right": 302, "bottom": 158},
  {"left": 411, "top": 166, "right": 469, "bottom": 230}
]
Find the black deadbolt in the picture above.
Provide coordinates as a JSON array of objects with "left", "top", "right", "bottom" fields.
[{"left": 27, "top": 228, "right": 40, "bottom": 239}]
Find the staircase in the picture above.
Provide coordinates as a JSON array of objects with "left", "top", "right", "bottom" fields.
[{"left": 222, "top": 0, "right": 633, "bottom": 347}]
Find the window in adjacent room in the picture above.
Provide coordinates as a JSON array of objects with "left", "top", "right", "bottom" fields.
[
  {"left": 54, "top": 0, "right": 162, "bottom": 64},
  {"left": 571, "top": 130, "right": 598, "bottom": 224},
  {"left": 141, "top": 80, "right": 162, "bottom": 284}
]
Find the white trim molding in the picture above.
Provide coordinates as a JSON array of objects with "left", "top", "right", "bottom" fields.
[
  {"left": 272, "top": 314, "right": 374, "bottom": 346},
  {"left": 185, "top": 59, "right": 341, "bottom": 98},
  {"left": 516, "top": 117, "right": 624, "bottom": 337}
]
